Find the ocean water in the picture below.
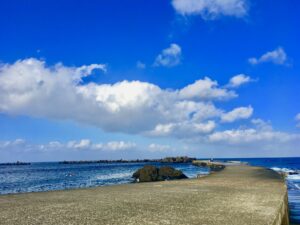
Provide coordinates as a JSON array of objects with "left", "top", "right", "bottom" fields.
[
  {"left": 0, "top": 162, "right": 209, "bottom": 194},
  {"left": 0, "top": 158, "right": 299, "bottom": 223}
]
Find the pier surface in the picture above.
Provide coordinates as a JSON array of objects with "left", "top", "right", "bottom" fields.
[{"left": 0, "top": 166, "right": 289, "bottom": 225}]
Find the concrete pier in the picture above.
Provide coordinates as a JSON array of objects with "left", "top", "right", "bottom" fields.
[{"left": 0, "top": 166, "right": 289, "bottom": 225}]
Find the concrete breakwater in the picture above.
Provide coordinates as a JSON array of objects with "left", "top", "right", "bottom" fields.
[
  {"left": 0, "top": 165, "right": 289, "bottom": 225},
  {"left": 272, "top": 189, "right": 289, "bottom": 225}
]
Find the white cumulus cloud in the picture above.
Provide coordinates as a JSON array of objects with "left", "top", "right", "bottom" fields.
[
  {"left": 148, "top": 120, "right": 216, "bottom": 138},
  {"left": 172, "top": 0, "right": 248, "bottom": 19},
  {"left": 251, "top": 118, "right": 272, "bottom": 131},
  {"left": 0, "top": 58, "right": 248, "bottom": 138},
  {"left": 206, "top": 118, "right": 300, "bottom": 151},
  {"left": 103, "top": 141, "right": 137, "bottom": 151},
  {"left": 221, "top": 106, "right": 253, "bottom": 123},
  {"left": 179, "top": 77, "right": 237, "bottom": 100},
  {"left": 248, "top": 47, "right": 288, "bottom": 65},
  {"left": 226, "top": 74, "right": 252, "bottom": 88},
  {"left": 148, "top": 143, "right": 172, "bottom": 152},
  {"left": 67, "top": 139, "right": 92, "bottom": 150},
  {"left": 208, "top": 128, "right": 300, "bottom": 145},
  {"left": 154, "top": 43, "right": 182, "bottom": 67}
]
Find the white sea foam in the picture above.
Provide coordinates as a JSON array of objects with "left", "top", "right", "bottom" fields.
[
  {"left": 95, "top": 172, "right": 133, "bottom": 180},
  {"left": 287, "top": 174, "right": 300, "bottom": 181},
  {"left": 271, "top": 167, "right": 295, "bottom": 173},
  {"left": 271, "top": 167, "right": 300, "bottom": 181}
]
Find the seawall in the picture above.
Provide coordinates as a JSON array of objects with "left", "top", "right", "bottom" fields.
[
  {"left": 272, "top": 188, "right": 289, "bottom": 225},
  {"left": 0, "top": 165, "right": 289, "bottom": 225}
]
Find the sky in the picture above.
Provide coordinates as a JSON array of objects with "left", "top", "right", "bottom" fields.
[{"left": 0, "top": 0, "right": 299, "bottom": 162}]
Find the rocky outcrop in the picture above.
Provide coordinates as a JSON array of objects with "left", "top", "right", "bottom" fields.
[
  {"left": 192, "top": 160, "right": 225, "bottom": 172},
  {"left": 158, "top": 166, "right": 188, "bottom": 180},
  {"left": 132, "top": 165, "right": 188, "bottom": 182},
  {"left": 160, "top": 156, "right": 196, "bottom": 163},
  {"left": 132, "top": 165, "right": 159, "bottom": 182}
]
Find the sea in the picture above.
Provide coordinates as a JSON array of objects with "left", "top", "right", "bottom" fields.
[{"left": 0, "top": 157, "right": 299, "bottom": 224}]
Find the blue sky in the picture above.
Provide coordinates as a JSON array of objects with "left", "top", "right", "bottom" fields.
[{"left": 0, "top": 0, "right": 299, "bottom": 162}]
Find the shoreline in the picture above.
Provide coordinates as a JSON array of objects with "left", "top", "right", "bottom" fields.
[{"left": 0, "top": 165, "right": 289, "bottom": 225}]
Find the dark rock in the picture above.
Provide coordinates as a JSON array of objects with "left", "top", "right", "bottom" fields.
[
  {"left": 160, "top": 156, "right": 196, "bottom": 163},
  {"left": 132, "top": 165, "right": 187, "bottom": 182},
  {"left": 159, "top": 166, "right": 188, "bottom": 180},
  {"left": 288, "top": 171, "right": 299, "bottom": 175},
  {"left": 192, "top": 160, "right": 225, "bottom": 172},
  {"left": 132, "top": 165, "right": 159, "bottom": 182},
  {"left": 209, "top": 164, "right": 225, "bottom": 172}
]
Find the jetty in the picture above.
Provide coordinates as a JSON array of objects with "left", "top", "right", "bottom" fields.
[{"left": 0, "top": 165, "right": 289, "bottom": 225}]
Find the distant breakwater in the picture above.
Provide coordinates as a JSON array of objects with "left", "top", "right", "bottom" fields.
[
  {"left": 0, "top": 161, "right": 31, "bottom": 166},
  {"left": 59, "top": 156, "right": 197, "bottom": 164}
]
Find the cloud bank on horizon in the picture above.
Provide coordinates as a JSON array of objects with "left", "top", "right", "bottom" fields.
[{"left": 0, "top": 139, "right": 136, "bottom": 152}]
